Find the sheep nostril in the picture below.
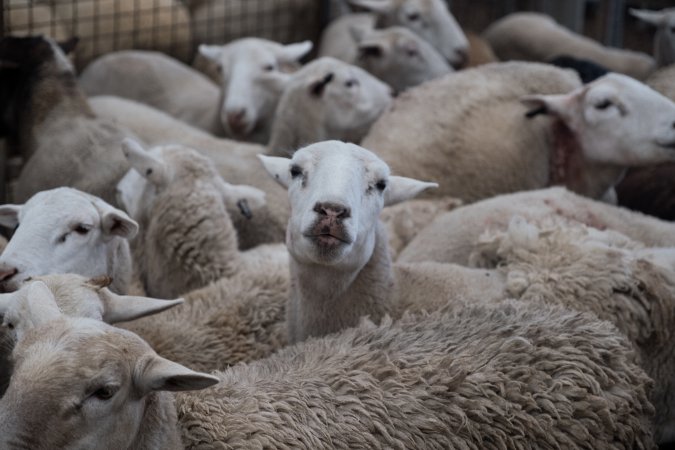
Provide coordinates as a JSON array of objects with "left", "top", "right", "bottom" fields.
[
  {"left": 314, "top": 202, "right": 351, "bottom": 219},
  {"left": 0, "top": 267, "right": 18, "bottom": 282}
]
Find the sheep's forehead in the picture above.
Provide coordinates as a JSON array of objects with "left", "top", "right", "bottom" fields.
[
  {"left": 224, "top": 38, "right": 279, "bottom": 64},
  {"left": 294, "top": 142, "right": 390, "bottom": 180},
  {"left": 21, "top": 189, "right": 99, "bottom": 225},
  {"left": 588, "top": 73, "right": 669, "bottom": 106},
  {"left": 155, "top": 144, "right": 212, "bottom": 171},
  {"left": 400, "top": 0, "right": 436, "bottom": 14}
]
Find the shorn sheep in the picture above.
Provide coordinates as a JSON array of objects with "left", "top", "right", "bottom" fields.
[
  {"left": 631, "top": 8, "right": 675, "bottom": 68},
  {"left": 117, "top": 139, "right": 285, "bottom": 299},
  {"left": 267, "top": 57, "right": 393, "bottom": 156},
  {"left": 0, "top": 287, "right": 656, "bottom": 449},
  {"left": 484, "top": 12, "right": 655, "bottom": 80},
  {"left": 362, "top": 63, "right": 675, "bottom": 203},
  {"left": 0, "top": 187, "right": 138, "bottom": 294},
  {"left": 197, "top": 38, "right": 313, "bottom": 144},
  {"left": 79, "top": 51, "right": 225, "bottom": 136}
]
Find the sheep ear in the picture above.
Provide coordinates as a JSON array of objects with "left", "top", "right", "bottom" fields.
[
  {"left": 92, "top": 197, "right": 139, "bottom": 239},
  {"left": 0, "top": 204, "right": 21, "bottom": 228},
  {"left": 277, "top": 40, "right": 313, "bottom": 62},
  {"left": 135, "top": 354, "right": 220, "bottom": 394},
  {"left": 100, "top": 290, "right": 184, "bottom": 324},
  {"left": 121, "top": 138, "right": 169, "bottom": 186},
  {"left": 198, "top": 44, "right": 222, "bottom": 63},
  {"left": 219, "top": 181, "right": 267, "bottom": 220},
  {"left": 258, "top": 155, "right": 293, "bottom": 189},
  {"left": 349, "top": 0, "right": 393, "bottom": 13},
  {"left": 308, "top": 72, "right": 334, "bottom": 97},
  {"left": 12, "top": 282, "right": 62, "bottom": 340},
  {"left": 358, "top": 44, "right": 385, "bottom": 59},
  {"left": 521, "top": 93, "right": 572, "bottom": 119},
  {"left": 384, "top": 176, "right": 438, "bottom": 206},
  {"left": 630, "top": 8, "right": 666, "bottom": 26}
]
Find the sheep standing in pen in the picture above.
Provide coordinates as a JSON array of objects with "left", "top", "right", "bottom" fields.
[
  {"left": 362, "top": 63, "right": 675, "bottom": 203},
  {"left": 196, "top": 38, "right": 313, "bottom": 144},
  {"left": 0, "top": 287, "right": 656, "bottom": 449},
  {"left": 267, "top": 57, "right": 393, "bottom": 156},
  {"left": 79, "top": 51, "right": 225, "bottom": 136},
  {"left": 0, "top": 187, "right": 137, "bottom": 294},
  {"left": 483, "top": 12, "right": 655, "bottom": 80},
  {"left": 631, "top": 8, "right": 675, "bottom": 68},
  {"left": 117, "top": 138, "right": 286, "bottom": 299}
]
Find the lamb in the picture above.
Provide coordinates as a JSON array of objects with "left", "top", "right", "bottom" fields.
[
  {"left": 79, "top": 51, "right": 225, "bottom": 136},
  {"left": 259, "top": 141, "right": 506, "bottom": 343},
  {"left": 469, "top": 218, "right": 675, "bottom": 443},
  {"left": 0, "top": 36, "right": 133, "bottom": 206},
  {"left": 352, "top": 26, "right": 452, "bottom": 93},
  {"left": 320, "top": 0, "right": 469, "bottom": 68},
  {"left": 196, "top": 38, "right": 314, "bottom": 144},
  {"left": 465, "top": 31, "right": 499, "bottom": 67},
  {"left": 117, "top": 138, "right": 287, "bottom": 299},
  {"left": 0, "top": 287, "right": 657, "bottom": 449},
  {"left": 88, "top": 95, "right": 289, "bottom": 249},
  {"left": 362, "top": 63, "right": 675, "bottom": 202},
  {"left": 267, "top": 57, "right": 393, "bottom": 156},
  {"left": 398, "top": 187, "right": 675, "bottom": 266},
  {"left": 0, "top": 187, "right": 137, "bottom": 294},
  {"left": 48, "top": 0, "right": 192, "bottom": 68},
  {"left": 631, "top": 8, "right": 675, "bottom": 68},
  {"left": 484, "top": 12, "right": 655, "bottom": 80}
]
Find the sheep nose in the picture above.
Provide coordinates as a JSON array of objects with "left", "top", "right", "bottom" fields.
[
  {"left": 452, "top": 48, "right": 468, "bottom": 69},
  {"left": 0, "top": 266, "right": 17, "bottom": 282},
  {"left": 313, "top": 202, "right": 351, "bottom": 219},
  {"left": 226, "top": 109, "right": 247, "bottom": 129}
]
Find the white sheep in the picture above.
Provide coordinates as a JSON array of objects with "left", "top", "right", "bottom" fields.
[
  {"left": 483, "top": 12, "right": 655, "bottom": 80},
  {"left": 398, "top": 187, "right": 675, "bottom": 266},
  {"left": 362, "top": 63, "right": 675, "bottom": 202},
  {"left": 197, "top": 38, "right": 314, "bottom": 144},
  {"left": 48, "top": 0, "right": 192, "bottom": 68},
  {"left": 320, "top": 0, "right": 469, "bottom": 68},
  {"left": 0, "top": 36, "right": 133, "bottom": 206},
  {"left": 0, "top": 290, "right": 656, "bottom": 448},
  {"left": 88, "top": 95, "right": 289, "bottom": 249},
  {"left": 259, "top": 141, "right": 506, "bottom": 343},
  {"left": 267, "top": 57, "right": 393, "bottom": 156},
  {"left": 117, "top": 138, "right": 286, "bottom": 299},
  {"left": 631, "top": 8, "right": 675, "bottom": 68},
  {"left": 352, "top": 26, "right": 452, "bottom": 93},
  {"left": 0, "top": 187, "right": 137, "bottom": 294},
  {"left": 79, "top": 51, "right": 225, "bottom": 136}
]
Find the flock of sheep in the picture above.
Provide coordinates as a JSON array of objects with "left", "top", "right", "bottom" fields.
[{"left": 0, "top": 0, "right": 675, "bottom": 448}]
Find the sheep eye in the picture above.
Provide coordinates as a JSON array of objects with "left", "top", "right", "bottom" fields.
[
  {"left": 595, "top": 99, "right": 612, "bottom": 110},
  {"left": 375, "top": 180, "right": 387, "bottom": 191},
  {"left": 263, "top": 64, "right": 276, "bottom": 72},
  {"left": 74, "top": 224, "right": 91, "bottom": 235},
  {"left": 407, "top": 12, "right": 420, "bottom": 21},
  {"left": 92, "top": 386, "right": 116, "bottom": 401},
  {"left": 290, "top": 165, "right": 303, "bottom": 179},
  {"left": 5, "top": 322, "right": 13, "bottom": 330},
  {"left": 345, "top": 79, "right": 359, "bottom": 88}
]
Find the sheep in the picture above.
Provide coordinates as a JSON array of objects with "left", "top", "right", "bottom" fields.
[
  {"left": 0, "top": 289, "right": 656, "bottom": 449},
  {"left": 196, "top": 38, "right": 314, "bottom": 144},
  {"left": 362, "top": 63, "right": 675, "bottom": 203},
  {"left": 468, "top": 218, "right": 675, "bottom": 443},
  {"left": 647, "top": 63, "right": 675, "bottom": 100},
  {"left": 398, "top": 187, "right": 675, "bottom": 266},
  {"left": 0, "top": 187, "right": 137, "bottom": 294},
  {"left": 79, "top": 51, "right": 225, "bottom": 136},
  {"left": 483, "top": 12, "right": 655, "bottom": 80},
  {"left": 48, "top": 0, "right": 192, "bottom": 69},
  {"left": 321, "top": 0, "right": 469, "bottom": 68},
  {"left": 465, "top": 31, "right": 499, "bottom": 67},
  {"left": 117, "top": 138, "right": 286, "bottom": 299},
  {"left": 352, "top": 26, "right": 452, "bottom": 93},
  {"left": 267, "top": 57, "right": 393, "bottom": 156},
  {"left": 259, "top": 141, "right": 506, "bottom": 343},
  {"left": 88, "top": 95, "right": 289, "bottom": 249},
  {"left": 0, "top": 36, "right": 133, "bottom": 206},
  {"left": 631, "top": 8, "right": 675, "bottom": 68}
]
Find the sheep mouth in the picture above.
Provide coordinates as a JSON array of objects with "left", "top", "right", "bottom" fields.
[{"left": 303, "top": 227, "right": 353, "bottom": 250}]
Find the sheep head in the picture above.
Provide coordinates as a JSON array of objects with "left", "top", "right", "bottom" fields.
[{"left": 631, "top": 8, "right": 675, "bottom": 67}]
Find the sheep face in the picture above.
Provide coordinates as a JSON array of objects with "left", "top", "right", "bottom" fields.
[
  {"left": 307, "top": 58, "right": 393, "bottom": 141},
  {"left": 0, "top": 288, "right": 217, "bottom": 450},
  {"left": 355, "top": 26, "right": 452, "bottom": 93},
  {"left": 631, "top": 8, "right": 675, "bottom": 67},
  {"left": 0, "top": 188, "right": 137, "bottom": 293},
  {"left": 350, "top": 0, "right": 468, "bottom": 68},
  {"left": 523, "top": 73, "right": 675, "bottom": 167},
  {"left": 199, "top": 38, "right": 313, "bottom": 140},
  {"left": 260, "top": 141, "right": 436, "bottom": 269}
]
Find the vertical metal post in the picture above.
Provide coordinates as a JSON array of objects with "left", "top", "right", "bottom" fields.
[{"left": 604, "top": 0, "right": 625, "bottom": 47}]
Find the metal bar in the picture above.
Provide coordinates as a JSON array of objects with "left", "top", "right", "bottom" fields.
[{"left": 605, "top": 0, "right": 625, "bottom": 47}]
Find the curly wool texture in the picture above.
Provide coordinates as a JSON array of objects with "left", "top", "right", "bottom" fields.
[
  {"left": 176, "top": 301, "right": 655, "bottom": 449},
  {"left": 470, "top": 220, "right": 675, "bottom": 442}
]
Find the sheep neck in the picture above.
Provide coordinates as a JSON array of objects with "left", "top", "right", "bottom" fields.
[
  {"left": 128, "top": 392, "right": 182, "bottom": 450},
  {"left": 288, "top": 221, "right": 395, "bottom": 343},
  {"left": 549, "top": 119, "right": 625, "bottom": 200},
  {"left": 14, "top": 68, "right": 94, "bottom": 160}
]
